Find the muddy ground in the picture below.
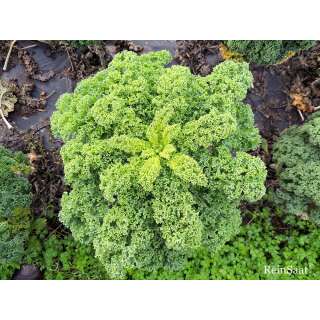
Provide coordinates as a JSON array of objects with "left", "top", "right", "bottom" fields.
[{"left": 0, "top": 40, "right": 319, "bottom": 278}]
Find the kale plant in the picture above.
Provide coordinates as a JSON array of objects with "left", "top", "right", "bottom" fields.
[
  {"left": 272, "top": 113, "right": 320, "bottom": 225},
  {"left": 0, "top": 146, "right": 31, "bottom": 268},
  {"left": 51, "top": 50, "right": 266, "bottom": 278},
  {"left": 224, "top": 40, "right": 316, "bottom": 65}
]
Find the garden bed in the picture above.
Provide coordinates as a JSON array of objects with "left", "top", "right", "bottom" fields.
[{"left": 0, "top": 40, "right": 319, "bottom": 279}]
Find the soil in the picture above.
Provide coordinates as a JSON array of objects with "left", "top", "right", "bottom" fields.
[
  {"left": 13, "top": 264, "right": 42, "bottom": 280},
  {"left": 176, "top": 40, "right": 222, "bottom": 75},
  {"left": 0, "top": 40, "right": 319, "bottom": 277}
]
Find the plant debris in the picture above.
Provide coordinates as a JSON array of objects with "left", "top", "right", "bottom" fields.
[
  {"left": 18, "top": 48, "right": 56, "bottom": 82},
  {"left": 175, "top": 40, "right": 221, "bottom": 75},
  {"left": 0, "top": 41, "right": 18, "bottom": 71},
  {"left": 27, "top": 133, "right": 66, "bottom": 218},
  {"left": 0, "top": 80, "right": 17, "bottom": 129},
  {"left": 280, "top": 42, "right": 320, "bottom": 116},
  {"left": 113, "top": 40, "right": 144, "bottom": 53},
  {"left": 18, "top": 49, "right": 39, "bottom": 76},
  {"left": 290, "top": 77, "right": 315, "bottom": 114},
  {"left": 0, "top": 79, "right": 17, "bottom": 116},
  {"left": 3, "top": 40, "right": 17, "bottom": 71},
  {"left": 218, "top": 43, "right": 244, "bottom": 62}
]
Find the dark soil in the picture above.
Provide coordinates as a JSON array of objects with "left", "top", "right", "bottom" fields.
[
  {"left": 13, "top": 264, "right": 42, "bottom": 280},
  {"left": 0, "top": 122, "right": 27, "bottom": 150},
  {"left": 246, "top": 65, "right": 301, "bottom": 139},
  {"left": 27, "top": 133, "right": 65, "bottom": 218},
  {"left": 176, "top": 40, "right": 222, "bottom": 75}
]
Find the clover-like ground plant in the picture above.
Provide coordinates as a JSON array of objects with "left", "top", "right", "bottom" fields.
[{"left": 51, "top": 50, "right": 267, "bottom": 278}]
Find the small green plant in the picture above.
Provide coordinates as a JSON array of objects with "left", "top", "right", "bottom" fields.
[
  {"left": 0, "top": 146, "right": 31, "bottom": 276},
  {"left": 224, "top": 40, "right": 316, "bottom": 65},
  {"left": 272, "top": 113, "right": 320, "bottom": 225},
  {"left": 130, "top": 209, "right": 320, "bottom": 280},
  {"left": 51, "top": 50, "right": 266, "bottom": 278},
  {"left": 23, "top": 216, "right": 109, "bottom": 280},
  {"left": 0, "top": 214, "right": 109, "bottom": 280}
]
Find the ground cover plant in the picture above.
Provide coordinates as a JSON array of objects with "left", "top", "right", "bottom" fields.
[
  {"left": 51, "top": 50, "right": 267, "bottom": 278},
  {"left": 130, "top": 209, "right": 320, "bottom": 280},
  {"left": 2, "top": 207, "right": 318, "bottom": 280},
  {"left": 224, "top": 41, "right": 316, "bottom": 65},
  {"left": 272, "top": 113, "right": 320, "bottom": 225},
  {"left": 21, "top": 215, "right": 109, "bottom": 280},
  {"left": 0, "top": 146, "right": 31, "bottom": 277},
  {"left": 39, "top": 209, "right": 316, "bottom": 280},
  {"left": 0, "top": 214, "right": 109, "bottom": 280}
]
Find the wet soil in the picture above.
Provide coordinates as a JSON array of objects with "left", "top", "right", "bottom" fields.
[
  {"left": 176, "top": 40, "right": 222, "bottom": 75},
  {"left": 246, "top": 65, "right": 302, "bottom": 139}
]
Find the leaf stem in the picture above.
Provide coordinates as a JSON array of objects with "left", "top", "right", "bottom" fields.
[
  {"left": 3, "top": 40, "right": 16, "bottom": 71},
  {"left": 0, "top": 92, "right": 13, "bottom": 129},
  {"left": 297, "top": 109, "right": 304, "bottom": 121}
]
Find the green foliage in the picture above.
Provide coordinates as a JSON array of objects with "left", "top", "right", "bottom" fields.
[
  {"left": 24, "top": 216, "right": 109, "bottom": 280},
  {"left": 0, "top": 146, "right": 31, "bottom": 271},
  {"left": 272, "top": 113, "right": 320, "bottom": 225},
  {"left": 0, "top": 214, "right": 109, "bottom": 280},
  {"left": 130, "top": 209, "right": 320, "bottom": 280},
  {"left": 3, "top": 208, "right": 317, "bottom": 280},
  {"left": 225, "top": 40, "right": 316, "bottom": 65},
  {"left": 51, "top": 50, "right": 266, "bottom": 278}
]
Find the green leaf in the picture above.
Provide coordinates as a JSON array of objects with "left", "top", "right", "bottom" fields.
[
  {"left": 138, "top": 156, "right": 161, "bottom": 191},
  {"left": 106, "top": 135, "right": 149, "bottom": 154},
  {"left": 168, "top": 153, "right": 208, "bottom": 187}
]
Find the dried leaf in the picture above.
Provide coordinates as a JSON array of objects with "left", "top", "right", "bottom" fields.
[
  {"left": 290, "top": 92, "right": 314, "bottom": 113},
  {"left": 0, "top": 80, "right": 17, "bottom": 116},
  {"left": 276, "top": 50, "right": 296, "bottom": 64},
  {"left": 219, "top": 44, "right": 244, "bottom": 62},
  {"left": 290, "top": 77, "right": 315, "bottom": 113}
]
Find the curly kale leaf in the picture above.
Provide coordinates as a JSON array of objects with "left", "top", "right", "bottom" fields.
[
  {"left": 0, "top": 146, "right": 31, "bottom": 266},
  {"left": 272, "top": 113, "right": 320, "bottom": 225},
  {"left": 51, "top": 50, "right": 266, "bottom": 278},
  {"left": 225, "top": 40, "right": 316, "bottom": 65}
]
